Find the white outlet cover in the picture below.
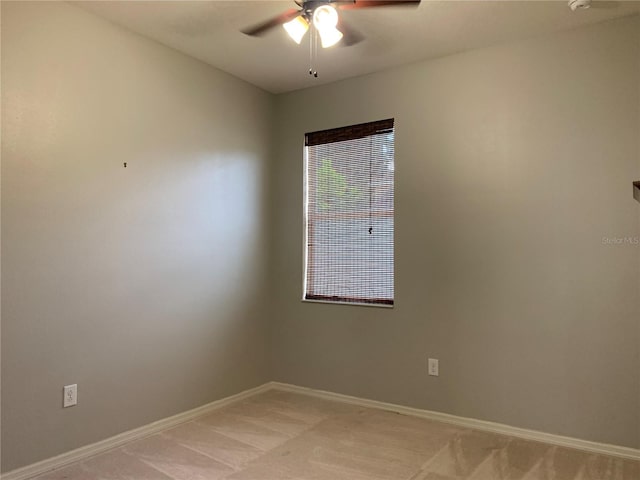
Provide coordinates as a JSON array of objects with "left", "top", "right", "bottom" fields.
[
  {"left": 63, "top": 384, "right": 77, "bottom": 408},
  {"left": 428, "top": 358, "right": 439, "bottom": 377}
]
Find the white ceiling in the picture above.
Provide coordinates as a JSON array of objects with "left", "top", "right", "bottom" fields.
[{"left": 77, "top": 0, "right": 640, "bottom": 93}]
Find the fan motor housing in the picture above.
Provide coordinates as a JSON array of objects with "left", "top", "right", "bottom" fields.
[{"left": 301, "top": 0, "right": 334, "bottom": 13}]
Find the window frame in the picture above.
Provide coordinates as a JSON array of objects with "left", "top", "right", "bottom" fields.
[{"left": 302, "top": 119, "right": 395, "bottom": 308}]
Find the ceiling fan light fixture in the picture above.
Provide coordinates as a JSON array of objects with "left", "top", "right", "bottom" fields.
[
  {"left": 568, "top": 0, "right": 591, "bottom": 10},
  {"left": 283, "top": 15, "right": 309, "bottom": 44},
  {"left": 313, "top": 4, "right": 342, "bottom": 48},
  {"left": 313, "top": 4, "right": 339, "bottom": 31},
  {"left": 318, "top": 27, "right": 343, "bottom": 48}
]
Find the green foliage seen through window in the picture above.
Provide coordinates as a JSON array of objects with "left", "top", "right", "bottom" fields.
[{"left": 316, "top": 159, "right": 362, "bottom": 211}]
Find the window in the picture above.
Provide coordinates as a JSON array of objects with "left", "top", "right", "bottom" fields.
[{"left": 304, "top": 119, "right": 394, "bottom": 306}]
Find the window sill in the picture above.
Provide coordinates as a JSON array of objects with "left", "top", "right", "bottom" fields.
[{"left": 301, "top": 298, "right": 394, "bottom": 309}]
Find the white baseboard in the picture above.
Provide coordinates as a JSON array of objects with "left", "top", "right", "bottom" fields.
[
  {"left": 4, "top": 381, "right": 638, "bottom": 480},
  {"left": 0, "top": 383, "right": 272, "bottom": 480},
  {"left": 269, "top": 382, "right": 640, "bottom": 461}
]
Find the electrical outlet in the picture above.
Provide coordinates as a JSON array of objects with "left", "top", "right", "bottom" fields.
[
  {"left": 428, "top": 358, "right": 439, "bottom": 377},
  {"left": 63, "top": 384, "right": 77, "bottom": 408}
]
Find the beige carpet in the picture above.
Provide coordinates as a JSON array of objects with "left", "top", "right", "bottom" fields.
[{"left": 35, "top": 389, "right": 639, "bottom": 480}]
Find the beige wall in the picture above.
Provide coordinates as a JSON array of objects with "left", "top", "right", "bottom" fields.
[
  {"left": 1, "top": 1, "right": 273, "bottom": 471},
  {"left": 2, "top": 2, "right": 639, "bottom": 473},
  {"left": 271, "top": 15, "right": 640, "bottom": 449},
  {"left": 637, "top": 11, "right": 640, "bottom": 449}
]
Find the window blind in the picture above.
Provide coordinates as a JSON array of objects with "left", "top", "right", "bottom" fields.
[{"left": 304, "top": 119, "right": 394, "bottom": 306}]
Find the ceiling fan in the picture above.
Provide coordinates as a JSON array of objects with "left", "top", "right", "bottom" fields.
[{"left": 242, "top": 0, "right": 421, "bottom": 49}]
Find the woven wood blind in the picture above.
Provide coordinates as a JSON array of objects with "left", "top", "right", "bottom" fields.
[{"left": 304, "top": 119, "right": 394, "bottom": 306}]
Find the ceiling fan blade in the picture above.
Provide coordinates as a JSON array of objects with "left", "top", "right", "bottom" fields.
[
  {"left": 241, "top": 9, "right": 301, "bottom": 36},
  {"left": 337, "top": 0, "right": 421, "bottom": 10},
  {"left": 338, "top": 19, "right": 365, "bottom": 47}
]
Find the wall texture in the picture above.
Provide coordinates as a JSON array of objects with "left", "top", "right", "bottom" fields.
[
  {"left": 2, "top": 2, "right": 639, "bottom": 473},
  {"left": 1, "top": 1, "right": 273, "bottom": 472},
  {"left": 271, "top": 15, "right": 640, "bottom": 449}
]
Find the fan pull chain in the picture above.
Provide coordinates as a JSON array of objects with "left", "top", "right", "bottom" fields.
[{"left": 308, "top": 25, "right": 318, "bottom": 78}]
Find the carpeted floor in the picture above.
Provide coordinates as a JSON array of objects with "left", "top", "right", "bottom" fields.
[{"left": 35, "top": 389, "right": 639, "bottom": 480}]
